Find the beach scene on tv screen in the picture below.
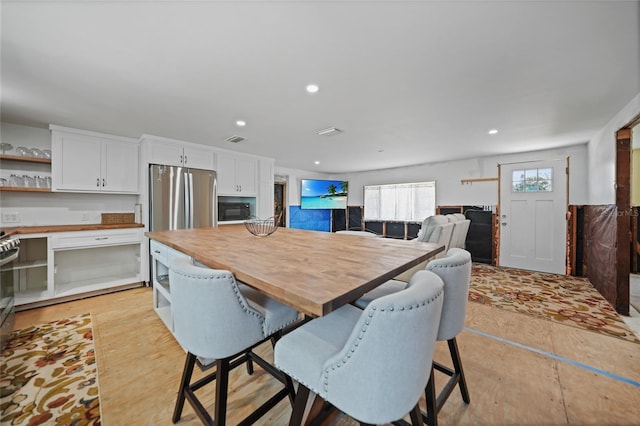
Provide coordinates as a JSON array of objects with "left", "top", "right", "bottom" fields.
[{"left": 301, "top": 179, "right": 348, "bottom": 209}]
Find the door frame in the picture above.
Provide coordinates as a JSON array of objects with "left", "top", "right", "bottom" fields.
[
  {"left": 274, "top": 179, "right": 288, "bottom": 228},
  {"left": 614, "top": 114, "right": 640, "bottom": 315}
]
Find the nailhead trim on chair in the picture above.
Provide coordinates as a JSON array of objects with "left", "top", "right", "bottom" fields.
[
  {"left": 322, "top": 290, "right": 444, "bottom": 395},
  {"left": 172, "top": 269, "right": 266, "bottom": 326},
  {"left": 428, "top": 260, "right": 471, "bottom": 269}
]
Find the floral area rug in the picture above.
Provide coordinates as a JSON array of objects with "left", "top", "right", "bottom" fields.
[
  {"left": 469, "top": 263, "right": 640, "bottom": 344},
  {"left": 0, "top": 313, "right": 101, "bottom": 425}
]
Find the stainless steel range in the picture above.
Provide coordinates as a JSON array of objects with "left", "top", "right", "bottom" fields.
[{"left": 0, "top": 232, "right": 19, "bottom": 350}]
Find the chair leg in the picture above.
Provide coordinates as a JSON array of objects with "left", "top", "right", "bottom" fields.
[
  {"left": 245, "top": 355, "right": 254, "bottom": 375},
  {"left": 448, "top": 337, "right": 470, "bottom": 404},
  {"left": 172, "top": 352, "right": 197, "bottom": 423},
  {"left": 289, "top": 383, "right": 311, "bottom": 426},
  {"left": 409, "top": 403, "right": 425, "bottom": 426},
  {"left": 215, "top": 358, "right": 230, "bottom": 426},
  {"left": 424, "top": 366, "right": 437, "bottom": 426},
  {"left": 285, "top": 374, "right": 296, "bottom": 406}
]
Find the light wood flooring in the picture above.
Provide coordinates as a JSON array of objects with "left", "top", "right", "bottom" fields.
[{"left": 12, "top": 286, "right": 640, "bottom": 425}]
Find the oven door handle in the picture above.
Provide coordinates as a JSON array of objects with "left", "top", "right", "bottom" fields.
[{"left": 0, "top": 248, "right": 19, "bottom": 267}]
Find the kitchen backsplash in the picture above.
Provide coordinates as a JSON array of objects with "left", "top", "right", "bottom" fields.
[{"left": 0, "top": 192, "right": 138, "bottom": 227}]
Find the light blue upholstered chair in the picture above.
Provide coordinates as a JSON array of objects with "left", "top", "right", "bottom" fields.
[
  {"left": 415, "top": 214, "right": 449, "bottom": 242},
  {"left": 422, "top": 248, "right": 472, "bottom": 426},
  {"left": 394, "top": 218, "right": 454, "bottom": 283},
  {"left": 169, "top": 257, "right": 299, "bottom": 426},
  {"left": 274, "top": 270, "right": 445, "bottom": 426},
  {"left": 446, "top": 213, "right": 471, "bottom": 249},
  {"left": 353, "top": 248, "right": 473, "bottom": 426}
]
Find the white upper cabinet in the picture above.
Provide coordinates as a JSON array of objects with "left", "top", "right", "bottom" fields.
[
  {"left": 51, "top": 127, "right": 139, "bottom": 193},
  {"left": 216, "top": 153, "right": 257, "bottom": 195},
  {"left": 257, "top": 158, "right": 275, "bottom": 219},
  {"left": 147, "top": 139, "right": 214, "bottom": 170}
]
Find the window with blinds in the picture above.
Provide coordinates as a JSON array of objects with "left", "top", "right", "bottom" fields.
[{"left": 363, "top": 181, "right": 436, "bottom": 221}]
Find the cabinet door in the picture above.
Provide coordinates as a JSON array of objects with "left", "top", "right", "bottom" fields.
[
  {"left": 216, "top": 154, "right": 240, "bottom": 194},
  {"left": 52, "top": 132, "right": 102, "bottom": 192},
  {"left": 217, "top": 153, "right": 257, "bottom": 195},
  {"left": 235, "top": 157, "right": 257, "bottom": 195},
  {"left": 183, "top": 145, "right": 214, "bottom": 170},
  {"left": 257, "top": 159, "right": 275, "bottom": 219},
  {"left": 148, "top": 141, "right": 184, "bottom": 167},
  {"left": 102, "top": 139, "right": 139, "bottom": 193}
]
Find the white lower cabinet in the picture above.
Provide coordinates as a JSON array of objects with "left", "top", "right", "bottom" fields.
[
  {"left": 150, "top": 239, "right": 189, "bottom": 333},
  {"left": 15, "top": 228, "right": 143, "bottom": 309}
]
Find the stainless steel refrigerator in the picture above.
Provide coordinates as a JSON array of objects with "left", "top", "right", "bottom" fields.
[{"left": 149, "top": 164, "right": 217, "bottom": 231}]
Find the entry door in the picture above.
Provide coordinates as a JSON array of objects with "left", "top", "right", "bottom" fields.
[{"left": 499, "top": 159, "right": 567, "bottom": 274}]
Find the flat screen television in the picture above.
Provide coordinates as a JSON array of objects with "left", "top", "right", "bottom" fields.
[{"left": 300, "top": 179, "right": 348, "bottom": 209}]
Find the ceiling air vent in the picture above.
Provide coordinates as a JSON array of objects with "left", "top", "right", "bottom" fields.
[
  {"left": 225, "top": 135, "right": 246, "bottom": 143},
  {"left": 316, "top": 127, "right": 343, "bottom": 136}
]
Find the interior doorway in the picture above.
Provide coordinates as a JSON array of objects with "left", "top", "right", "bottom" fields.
[
  {"left": 614, "top": 117, "right": 640, "bottom": 316},
  {"left": 274, "top": 182, "right": 287, "bottom": 227}
]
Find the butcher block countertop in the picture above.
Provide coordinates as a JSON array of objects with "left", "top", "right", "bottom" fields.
[
  {"left": 1, "top": 223, "right": 144, "bottom": 236},
  {"left": 147, "top": 225, "right": 444, "bottom": 317}
]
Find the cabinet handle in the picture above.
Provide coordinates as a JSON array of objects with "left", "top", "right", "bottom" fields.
[
  {"left": 95, "top": 237, "right": 109, "bottom": 240},
  {"left": 96, "top": 178, "right": 100, "bottom": 187},
  {"left": 184, "top": 155, "right": 187, "bottom": 164},
  {"left": 102, "top": 178, "right": 106, "bottom": 187},
  {"left": 154, "top": 250, "right": 161, "bottom": 254},
  {"left": 180, "top": 154, "right": 183, "bottom": 164}
]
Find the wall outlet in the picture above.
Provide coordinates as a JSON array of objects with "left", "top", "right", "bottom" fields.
[{"left": 2, "top": 212, "right": 20, "bottom": 223}]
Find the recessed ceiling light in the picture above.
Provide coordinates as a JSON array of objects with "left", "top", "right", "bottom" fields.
[
  {"left": 306, "top": 84, "right": 319, "bottom": 94},
  {"left": 488, "top": 129, "right": 498, "bottom": 135},
  {"left": 236, "top": 120, "right": 246, "bottom": 127},
  {"left": 314, "top": 161, "right": 320, "bottom": 165}
]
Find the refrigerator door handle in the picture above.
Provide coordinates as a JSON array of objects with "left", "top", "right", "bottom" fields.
[
  {"left": 170, "top": 167, "right": 180, "bottom": 230},
  {"left": 187, "top": 172, "right": 194, "bottom": 228},
  {"left": 183, "top": 172, "right": 190, "bottom": 229}
]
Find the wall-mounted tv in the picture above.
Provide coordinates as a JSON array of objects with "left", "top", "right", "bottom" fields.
[{"left": 301, "top": 179, "right": 348, "bottom": 209}]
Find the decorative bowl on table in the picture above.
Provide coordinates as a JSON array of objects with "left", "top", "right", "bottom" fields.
[{"left": 244, "top": 216, "right": 278, "bottom": 237}]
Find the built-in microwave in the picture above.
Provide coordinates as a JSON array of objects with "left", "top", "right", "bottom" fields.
[{"left": 218, "top": 202, "right": 252, "bottom": 222}]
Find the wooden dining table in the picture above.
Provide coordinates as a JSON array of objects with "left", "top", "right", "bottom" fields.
[{"left": 146, "top": 224, "right": 444, "bottom": 317}]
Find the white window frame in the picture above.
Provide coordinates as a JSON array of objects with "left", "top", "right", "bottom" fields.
[{"left": 363, "top": 181, "right": 436, "bottom": 222}]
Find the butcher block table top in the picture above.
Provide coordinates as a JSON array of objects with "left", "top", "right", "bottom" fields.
[{"left": 146, "top": 225, "right": 444, "bottom": 317}]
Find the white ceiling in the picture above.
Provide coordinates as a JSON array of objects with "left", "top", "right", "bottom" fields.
[{"left": 2, "top": 1, "right": 639, "bottom": 173}]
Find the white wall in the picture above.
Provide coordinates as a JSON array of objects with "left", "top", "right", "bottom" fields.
[
  {"left": 328, "top": 144, "right": 588, "bottom": 208},
  {"left": 0, "top": 122, "right": 50, "bottom": 152},
  {"left": 587, "top": 92, "right": 640, "bottom": 204}
]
